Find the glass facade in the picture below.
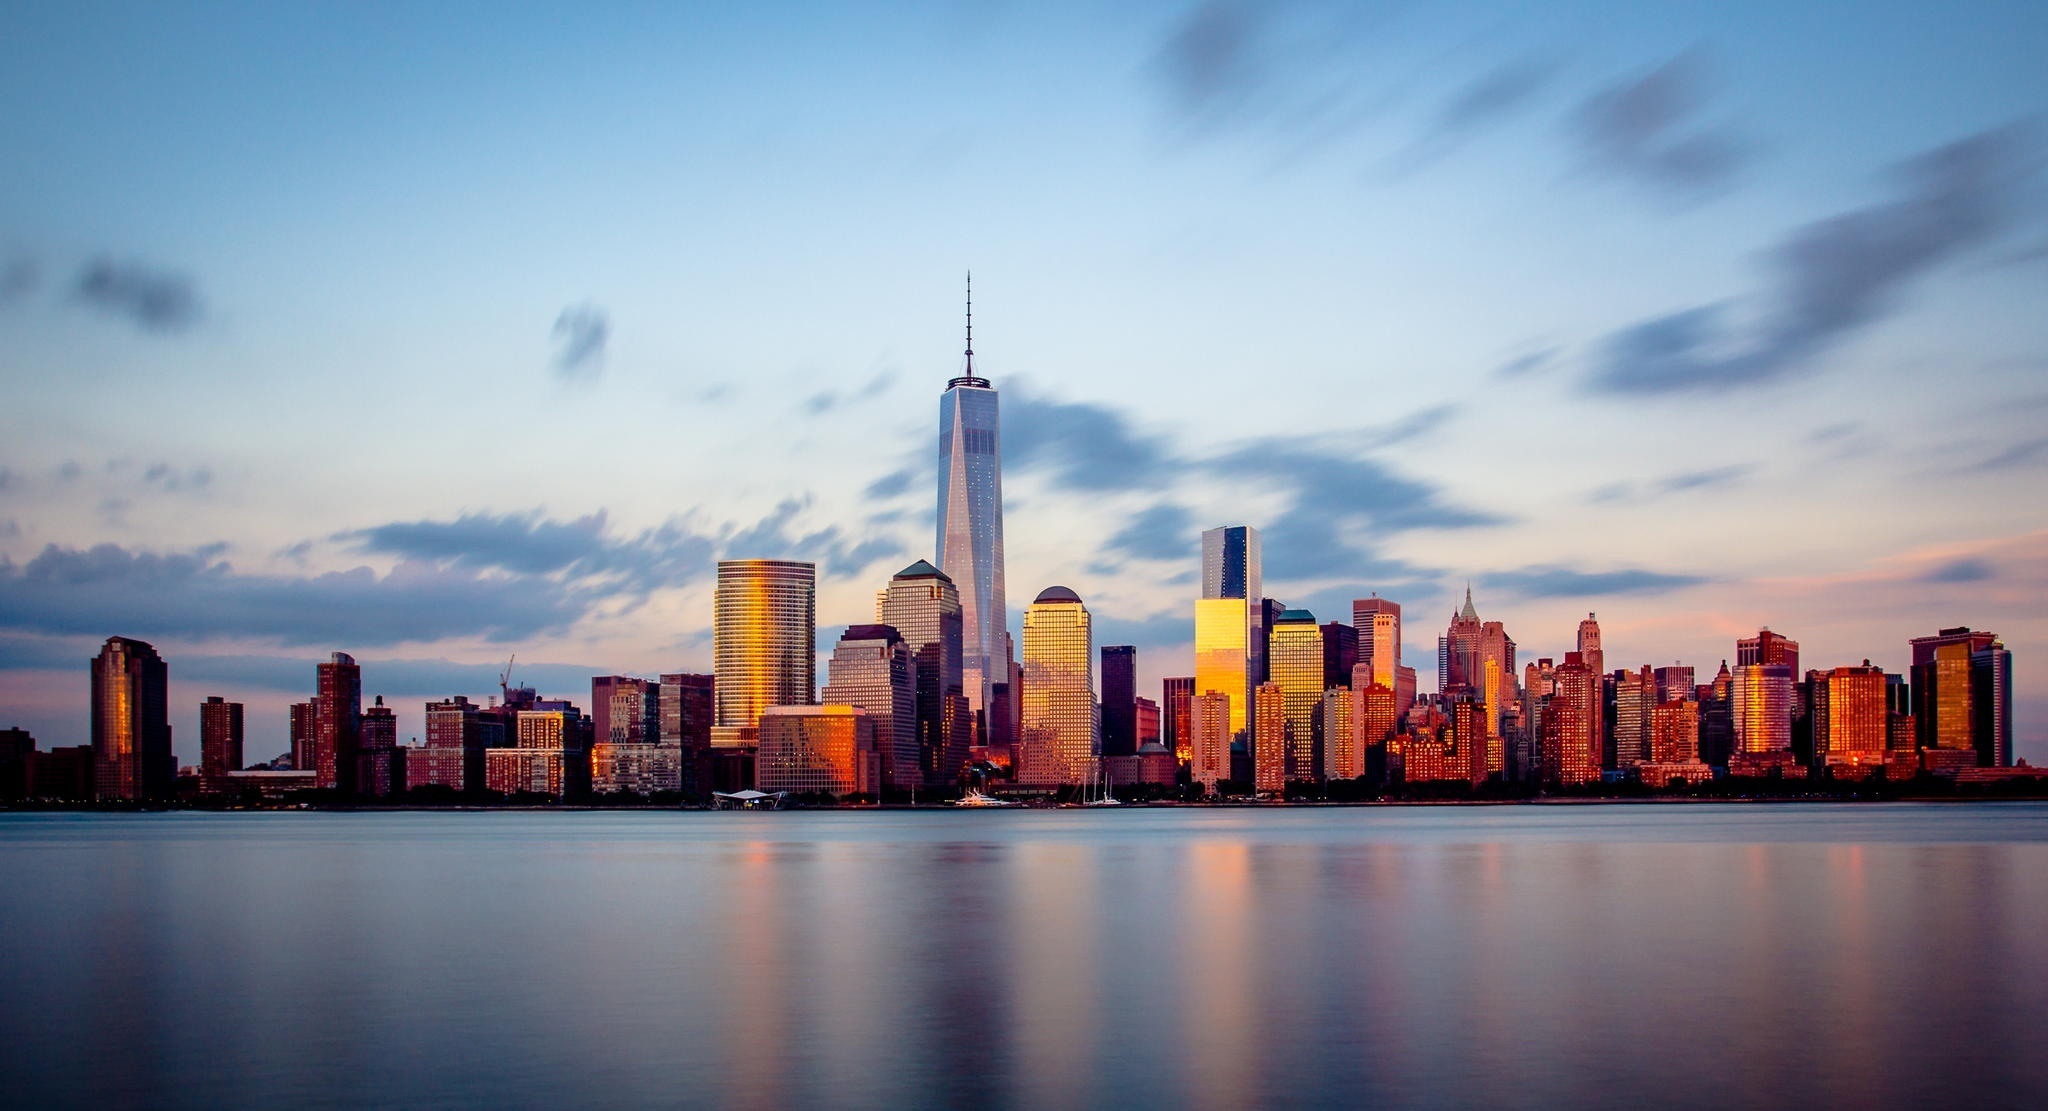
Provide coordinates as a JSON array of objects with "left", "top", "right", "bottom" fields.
[
  {"left": 822, "top": 625, "right": 920, "bottom": 790},
  {"left": 1200, "top": 525, "right": 1264, "bottom": 723},
  {"left": 1352, "top": 596, "right": 1402, "bottom": 689},
  {"left": 1018, "top": 586, "right": 1097, "bottom": 787},
  {"left": 1162, "top": 676, "right": 1194, "bottom": 763},
  {"left": 1194, "top": 597, "right": 1251, "bottom": 738},
  {"left": 877, "top": 560, "right": 968, "bottom": 783},
  {"left": 713, "top": 559, "right": 817, "bottom": 742},
  {"left": 938, "top": 371, "right": 1007, "bottom": 737},
  {"left": 757, "top": 705, "right": 877, "bottom": 796},
  {"left": 91, "top": 636, "right": 171, "bottom": 801},
  {"left": 1267, "top": 611, "right": 1323, "bottom": 780},
  {"left": 1732, "top": 663, "right": 1794, "bottom": 753},
  {"left": 1813, "top": 664, "right": 1886, "bottom": 770}
]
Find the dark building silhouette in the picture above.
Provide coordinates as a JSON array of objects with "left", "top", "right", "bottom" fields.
[
  {"left": 289, "top": 701, "right": 315, "bottom": 772},
  {"left": 1321, "top": 621, "right": 1358, "bottom": 692},
  {"left": 31, "top": 745, "right": 95, "bottom": 800},
  {"left": 200, "top": 696, "right": 244, "bottom": 776},
  {"left": 0, "top": 727, "right": 32, "bottom": 799},
  {"left": 359, "top": 695, "right": 401, "bottom": 796},
  {"left": 1101, "top": 645, "right": 1137, "bottom": 757},
  {"left": 92, "top": 637, "right": 172, "bottom": 801}
]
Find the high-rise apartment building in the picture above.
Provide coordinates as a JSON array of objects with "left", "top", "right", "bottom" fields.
[
  {"left": 1649, "top": 699, "right": 1700, "bottom": 764},
  {"left": 1317, "top": 686, "right": 1358, "bottom": 781},
  {"left": 658, "top": 673, "right": 714, "bottom": 748},
  {"left": 1252, "top": 681, "right": 1285, "bottom": 794},
  {"left": 1188, "top": 691, "right": 1232, "bottom": 793},
  {"left": 1544, "top": 652, "right": 1599, "bottom": 787},
  {"left": 822, "top": 624, "right": 919, "bottom": 790},
  {"left": 1698, "top": 662, "right": 1736, "bottom": 767},
  {"left": 877, "top": 559, "right": 969, "bottom": 783},
  {"left": 1352, "top": 596, "right": 1402, "bottom": 689},
  {"left": 359, "top": 695, "right": 400, "bottom": 797},
  {"left": 712, "top": 559, "right": 816, "bottom": 748},
  {"left": 411, "top": 695, "right": 506, "bottom": 793},
  {"left": 200, "top": 696, "right": 243, "bottom": 777},
  {"left": 937, "top": 280, "right": 1009, "bottom": 745},
  {"left": 92, "top": 637, "right": 171, "bottom": 801},
  {"left": 289, "top": 700, "right": 315, "bottom": 773},
  {"left": 1353, "top": 674, "right": 1397, "bottom": 783},
  {"left": 1017, "top": 586, "right": 1098, "bottom": 788},
  {"left": 593, "top": 676, "right": 657, "bottom": 746},
  {"left": 314, "top": 652, "right": 362, "bottom": 794},
  {"left": 1654, "top": 665, "right": 1696, "bottom": 705},
  {"left": 1100, "top": 645, "right": 1138, "bottom": 758},
  {"left": 1613, "top": 666, "right": 1655, "bottom": 768},
  {"left": 487, "top": 699, "right": 591, "bottom": 797},
  {"left": 1268, "top": 610, "right": 1323, "bottom": 780}
]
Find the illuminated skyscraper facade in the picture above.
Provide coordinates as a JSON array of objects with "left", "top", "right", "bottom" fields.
[
  {"left": 1017, "top": 586, "right": 1098, "bottom": 787},
  {"left": 1650, "top": 699, "right": 1700, "bottom": 764},
  {"left": 1544, "top": 652, "right": 1599, "bottom": 786},
  {"left": 1195, "top": 597, "right": 1252, "bottom": 738},
  {"left": 1613, "top": 666, "right": 1654, "bottom": 768},
  {"left": 200, "top": 695, "right": 243, "bottom": 777},
  {"left": 1253, "top": 682, "right": 1285, "bottom": 794},
  {"left": 1268, "top": 610, "right": 1323, "bottom": 780},
  {"left": 937, "top": 281, "right": 1008, "bottom": 743},
  {"left": 1812, "top": 663, "right": 1887, "bottom": 773},
  {"left": 876, "top": 559, "right": 968, "bottom": 783},
  {"left": 1353, "top": 595, "right": 1402, "bottom": 689},
  {"left": 1163, "top": 676, "right": 1194, "bottom": 762},
  {"left": 822, "top": 624, "right": 920, "bottom": 790},
  {"left": 1200, "top": 524, "right": 1263, "bottom": 733},
  {"left": 1910, "top": 627, "right": 2011, "bottom": 767},
  {"left": 1732, "top": 663, "right": 1794, "bottom": 754},
  {"left": 1317, "top": 686, "right": 1357, "bottom": 780},
  {"left": 1353, "top": 673, "right": 1397, "bottom": 781},
  {"left": 712, "top": 559, "right": 816, "bottom": 747},
  {"left": 91, "top": 636, "right": 171, "bottom": 801}
]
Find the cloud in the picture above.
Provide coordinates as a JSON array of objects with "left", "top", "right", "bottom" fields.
[
  {"left": 802, "top": 369, "right": 898, "bottom": 415},
  {"left": 1002, "top": 380, "right": 1175, "bottom": 491},
  {"left": 0, "top": 255, "right": 38, "bottom": 305},
  {"left": 73, "top": 258, "right": 203, "bottom": 332},
  {"left": 551, "top": 303, "right": 609, "bottom": 380},
  {"left": 1393, "top": 56, "right": 1557, "bottom": 170},
  {"left": 1921, "top": 558, "right": 1995, "bottom": 584},
  {"left": 1571, "top": 51, "right": 1750, "bottom": 199},
  {"left": 1589, "top": 124, "right": 2039, "bottom": 395},
  {"left": 1586, "top": 463, "right": 1754, "bottom": 504},
  {"left": 1961, "top": 435, "right": 2048, "bottom": 473},
  {"left": 1154, "top": 1, "right": 1269, "bottom": 128},
  {"left": 1105, "top": 503, "right": 1197, "bottom": 562},
  {"left": 0, "top": 543, "right": 593, "bottom": 647},
  {"left": 141, "top": 462, "right": 212, "bottom": 492},
  {"left": 718, "top": 496, "right": 906, "bottom": 578},
  {"left": 864, "top": 467, "right": 917, "bottom": 501},
  {"left": 342, "top": 509, "right": 717, "bottom": 592},
  {"left": 1487, "top": 565, "right": 1709, "bottom": 598},
  {"left": 1494, "top": 345, "right": 1560, "bottom": 380}
]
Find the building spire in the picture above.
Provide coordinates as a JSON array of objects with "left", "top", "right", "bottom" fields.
[
  {"left": 1460, "top": 582, "right": 1478, "bottom": 621},
  {"left": 964, "top": 270, "right": 974, "bottom": 375}
]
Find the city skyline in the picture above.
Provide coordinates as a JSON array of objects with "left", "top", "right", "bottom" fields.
[{"left": 0, "top": 3, "right": 2043, "bottom": 765}]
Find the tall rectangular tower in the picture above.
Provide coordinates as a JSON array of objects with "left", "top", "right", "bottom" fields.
[{"left": 937, "top": 276, "right": 1008, "bottom": 746}]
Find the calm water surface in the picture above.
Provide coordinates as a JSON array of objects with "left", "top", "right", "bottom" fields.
[{"left": 2, "top": 803, "right": 2045, "bottom": 1109}]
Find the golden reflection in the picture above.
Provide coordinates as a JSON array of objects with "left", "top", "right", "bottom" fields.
[{"left": 1182, "top": 840, "right": 1253, "bottom": 1111}]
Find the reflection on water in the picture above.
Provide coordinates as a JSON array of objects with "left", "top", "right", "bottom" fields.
[{"left": 2, "top": 805, "right": 2046, "bottom": 1109}]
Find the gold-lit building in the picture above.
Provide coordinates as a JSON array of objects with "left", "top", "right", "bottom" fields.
[
  {"left": 1813, "top": 662, "right": 1887, "bottom": 773},
  {"left": 1268, "top": 610, "right": 1324, "bottom": 781},
  {"left": 1017, "top": 586, "right": 1098, "bottom": 787},
  {"left": 1613, "top": 666, "right": 1655, "bottom": 767},
  {"left": 1543, "top": 652, "right": 1600, "bottom": 786},
  {"left": 1731, "top": 663, "right": 1793, "bottom": 754},
  {"left": 1195, "top": 597, "right": 1252, "bottom": 739},
  {"left": 1352, "top": 673, "right": 1396, "bottom": 780},
  {"left": 1650, "top": 698, "right": 1699, "bottom": 764},
  {"left": 713, "top": 559, "right": 816, "bottom": 747},
  {"left": 756, "top": 705, "right": 878, "bottom": 796},
  {"left": 1352, "top": 595, "right": 1401, "bottom": 689}
]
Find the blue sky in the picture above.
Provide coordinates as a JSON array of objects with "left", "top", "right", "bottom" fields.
[{"left": 2, "top": 0, "right": 2045, "bottom": 762}]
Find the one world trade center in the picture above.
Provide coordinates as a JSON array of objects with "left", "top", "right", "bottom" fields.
[{"left": 937, "top": 274, "right": 1012, "bottom": 753}]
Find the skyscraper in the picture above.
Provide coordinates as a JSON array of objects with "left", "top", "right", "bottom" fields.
[
  {"left": 1253, "top": 681, "right": 1285, "bottom": 794},
  {"left": 1199, "top": 524, "right": 1262, "bottom": 736},
  {"left": 200, "top": 696, "right": 243, "bottom": 777},
  {"left": 1320, "top": 621, "right": 1358, "bottom": 691},
  {"left": 1162, "top": 676, "right": 1194, "bottom": 763},
  {"left": 1544, "top": 652, "right": 1599, "bottom": 787},
  {"left": 712, "top": 559, "right": 817, "bottom": 747},
  {"left": 1267, "top": 610, "right": 1323, "bottom": 781},
  {"left": 658, "top": 673, "right": 715, "bottom": 748},
  {"left": 314, "top": 652, "right": 362, "bottom": 794},
  {"left": 1613, "top": 666, "right": 1655, "bottom": 768},
  {"left": 1910, "top": 627, "right": 2012, "bottom": 767},
  {"left": 1576, "top": 613, "right": 1604, "bottom": 677},
  {"left": 92, "top": 637, "right": 171, "bottom": 800},
  {"left": 1732, "top": 663, "right": 1794, "bottom": 755},
  {"left": 1812, "top": 662, "right": 1887, "bottom": 774},
  {"left": 877, "top": 559, "right": 969, "bottom": 784},
  {"left": 1188, "top": 691, "right": 1232, "bottom": 793},
  {"left": 1017, "top": 586, "right": 1098, "bottom": 787},
  {"left": 359, "top": 694, "right": 400, "bottom": 797},
  {"left": 822, "top": 624, "right": 919, "bottom": 790},
  {"left": 937, "top": 277, "right": 1009, "bottom": 745},
  {"left": 1352, "top": 595, "right": 1402, "bottom": 689},
  {"left": 1100, "top": 645, "right": 1138, "bottom": 758},
  {"left": 1737, "top": 628, "right": 1800, "bottom": 674}
]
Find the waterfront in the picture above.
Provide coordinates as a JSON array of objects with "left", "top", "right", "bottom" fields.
[{"left": 2, "top": 804, "right": 2044, "bottom": 1109}]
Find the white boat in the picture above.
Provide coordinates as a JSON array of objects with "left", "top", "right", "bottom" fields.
[
  {"left": 954, "top": 789, "right": 1019, "bottom": 808},
  {"left": 1080, "top": 766, "right": 1123, "bottom": 807}
]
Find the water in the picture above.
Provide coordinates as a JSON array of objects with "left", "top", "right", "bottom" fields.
[{"left": 2, "top": 804, "right": 2044, "bottom": 1109}]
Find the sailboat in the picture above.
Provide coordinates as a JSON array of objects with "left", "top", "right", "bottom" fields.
[{"left": 1080, "top": 763, "right": 1123, "bottom": 807}]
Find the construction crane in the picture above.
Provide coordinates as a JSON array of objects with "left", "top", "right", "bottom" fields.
[{"left": 499, "top": 655, "right": 516, "bottom": 702}]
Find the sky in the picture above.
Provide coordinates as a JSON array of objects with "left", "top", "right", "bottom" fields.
[{"left": 1, "top": 0, "right": 2045, "bottom": 764}]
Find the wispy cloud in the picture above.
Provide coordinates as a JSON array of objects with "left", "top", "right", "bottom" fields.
[
  {"left": 551, "top": 303, "right": 609, "bottom": 380},
  {"left": 1588, "top": 123, "right": 2039, "bottom": 395},
  {"left": 73, "top": 257, "right": 202, "bottom": 332},
  {"left": 1488, "top": 565, "right": 1710, "bottom": 598},
  {"left": 1571, "top": 50, "right": 1750, "bottom": 200}
]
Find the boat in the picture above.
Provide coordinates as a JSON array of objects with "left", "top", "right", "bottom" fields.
[
  {"left": 1079, "top": 765, "right": 1123, "bottom": 807},
  {"left": 954, "top": 789, "right": 1019, "bottom": 808}
]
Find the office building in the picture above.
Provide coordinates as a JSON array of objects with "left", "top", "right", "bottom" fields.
[
  {"left": 590, "top": 743, "right": 683, "bottom": 795},
  {"left": 757, "top": 705, "right": 878, "bottom": 796},
  {"left": 1544, "top": 652, "right": 1599, "bottom": 787},
  {"left": 91, "top": 637, "right": 172, "bottom": 801},
  {"left": 313, "top": 652, "right": 362, "bottom": 793},
  {"left": 1253, "top": 682, "right": 1285, "bottom": 794},
  {"left": 1189, "top": 691, "right": 1232, "bottom": 793},
  {"left": 822, "top": 624, "right": 920, "bottom": 790},
  {"left": 1812, "top": 662, "right": 1887, "bottom": 774},
  {"left": 937, "top": 280, "right": 1010, "bottom": 745},
  {"left": 1321, "top": 621, "right": 1358, "bottom": 691},
  {"left": 877, "top": 559, "right": 969, "bottom": 783},
  {"left": 713, "top": 559, "right": 816, "bottom": 748},
  {"left": 1353, "top": 595, "right": 1402, "bottom": 690},
  {"left": 1318, "top": 686, "right": 1358, "bottom": 781},
  {"left": 659, "top": 673, "right": 715, "bottom": 748},
  {"left": 1017, "top": 586, "right": 1099, "bottom": 787},
  {"left": 1101, "top": 645, "right": 1138, "bottom": 758},
  {"left": 1163, "top": 676, "right": 1194, "bottom": 763},
  {"left": 359, "top": 695, "right": 401, "bottom": 797},
  {"left": 1910, "top": 627, "right": 2012, "bottom": 767},
  {"left": 1268, "top": 610, "right": 1323, "bottom": 780},
  {"left": 1199, "top": 524, "right": 1263, "bottom": 735},
  {"left": 1613, "top": 666, "right": 1655, "bottom": 768}
]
